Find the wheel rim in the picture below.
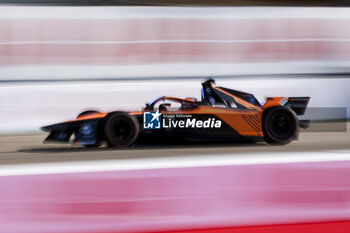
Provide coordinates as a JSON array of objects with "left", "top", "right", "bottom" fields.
[{"left": 110, "top": 118, "right": 134, "bottom": 143}]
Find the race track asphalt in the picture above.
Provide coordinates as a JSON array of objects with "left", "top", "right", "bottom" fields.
[{"left": 0, "top": 122, "right": 349, "bottom": 165}]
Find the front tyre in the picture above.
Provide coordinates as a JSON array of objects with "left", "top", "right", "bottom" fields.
[
  {"left": 103, "top": 112, "right": 139, "bottom": 148},
  {"left": 262, "top": 106, "right": 298, "bottom": 145},
  {"left": 77, "top": 110, "right": 100, "bottom": 119}
]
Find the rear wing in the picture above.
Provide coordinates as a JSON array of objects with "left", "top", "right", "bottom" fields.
[{"left": 286, "top": 97, "right": 310, "bottom": 115}]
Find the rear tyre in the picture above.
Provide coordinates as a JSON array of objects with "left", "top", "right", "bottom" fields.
[
  {"left": 103, "top": 112, "right": 139, "bottom": 148},
  {"left": 262, "top": 106, "right": 298, "bottom": 145}
]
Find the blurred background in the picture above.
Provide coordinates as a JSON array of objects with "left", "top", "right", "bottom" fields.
[
  {"left": 1, "top": 1, "right": 350, "bottom": 233},
  {"left": 1, "top": 3, "right": 350, "bottom": 132}
]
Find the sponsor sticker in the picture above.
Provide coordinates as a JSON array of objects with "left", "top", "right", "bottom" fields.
[
  {"left": 143, "top": 112, "right": 221, "bottom": 129},
  {"left": 143, "top": 111, "right": 162, "bottom": 129}
]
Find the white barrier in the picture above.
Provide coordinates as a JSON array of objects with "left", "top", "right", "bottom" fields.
[{"left": 0, "top": 78, "right": 349, "bottom": 133}]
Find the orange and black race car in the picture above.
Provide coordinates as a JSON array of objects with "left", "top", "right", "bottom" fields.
[{"left": 41, "top": 79, "right": 310, "bottom": 147}]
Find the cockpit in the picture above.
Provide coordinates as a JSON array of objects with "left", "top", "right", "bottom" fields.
[
  {"left": 144, "top": 79, "right": 261, "bottom": 112},
  {"left": 145, "top": 96, "right": 198, "bottom": 112}
]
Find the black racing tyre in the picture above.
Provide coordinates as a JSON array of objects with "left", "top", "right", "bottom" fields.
[
  {"left": 103, "top": 112, "right": 139, "bottom": 148},
  {"left": 262, "top": 106, "right": 298, "bottom": 145},
  {"left": 77, "top": 110, "right": 100, "bottom": 119}
]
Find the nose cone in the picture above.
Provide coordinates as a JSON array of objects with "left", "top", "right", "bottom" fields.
[
  {"left": 40, "top": 122, "right": 71, "bottom": 132},
  {"left": 41, "top": 124, "right": 53, "bottom": 132}
]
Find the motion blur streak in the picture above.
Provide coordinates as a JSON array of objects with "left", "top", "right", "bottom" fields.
[
  {"left": 2, "top": 7, "right": 350, "bottom": 74},
  {"left": 2, "top": 7, "right": 350, "bottom": 68},
  {"left": 1, "top": 152, "right": 350, "bottom": 233}
]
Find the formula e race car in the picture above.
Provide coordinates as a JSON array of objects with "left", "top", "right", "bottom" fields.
[{"left": 41, "top": 79, "right": 310, "bottom": 147}]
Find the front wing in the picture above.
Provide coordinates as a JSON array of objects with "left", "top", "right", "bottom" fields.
[{"left": 42, "top": 120, "right": 100, "bottom": 145}]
